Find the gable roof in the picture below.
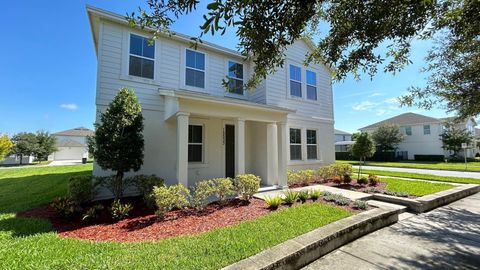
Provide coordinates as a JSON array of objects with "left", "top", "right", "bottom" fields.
[
  {"left": 360, "top": 112, "right": 442, "bottom": 130},
  {"left": 56, "top": 140, "right": 86, "bottom": 147},
  {"left": 334, "top": 129, "right": 351, "bottom": 135},
  {"left": 54, "top": 127, "right": 94, "bottom": 137}
]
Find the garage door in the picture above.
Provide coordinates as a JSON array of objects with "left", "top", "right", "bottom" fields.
[{"left": 54, "top": 147, "right": 87, "bottom": 160}]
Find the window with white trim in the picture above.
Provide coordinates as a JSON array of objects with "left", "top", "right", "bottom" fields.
[
  {"left": 185, "top": 49, "right": 205, "bottom": 88},
  {"left": 188, "top": 125, "right": 203, "bottom": 162},
  {"left": 306, "top": 70, "right": 317, "bottom": 100},
  {"left": 307, "top": 129, "right": 317, "bottom": 159},
  {"left": 227, "top": 61, "right": 244, "bottom": 94},
  {"left": 129, "top": 34, "right": 155, "bottom": 79},
  {"left": 404, "top": 126, "right": 412, "bottom": 136},
  {"left": 423, "top": 124, "right": 431, "bottom": 135},
  {"left": 290, "top": 128, "right": 302, "bottom": 160},
  {"left": 289, "top": 65, "right": 302, "bottom": 97}
]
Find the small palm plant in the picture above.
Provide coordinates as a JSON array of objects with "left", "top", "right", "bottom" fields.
[
  {"left": 282, "top": 190, "right": 299, "bottom": 206},
  {"left": 298, "top": 190, "right": 309, "bottom": 203},
  {"left": 264, "top": 195, "right": 282, "bottom": 210},
  {"left": 309, "top": 189, "right": 322, "bottom": 201}
]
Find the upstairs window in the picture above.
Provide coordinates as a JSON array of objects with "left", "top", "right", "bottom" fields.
[
  {"left": 129, "top": 34, "right": 155, "bottom": 79},
  {"left": 423, "top": 125, "right": 431, "bottom": 135},
  {"left": 185, "top": 49, "right": 205, "bottom": 88},
  {"left": 306, "top": 70, "right": 317, "bottom": 100},
  {"left": 290, "top": 128, "right": 302, "bottom": 160},
  {"left": 188, "top": 125, "right": 203, "bottom": 162},
  {"left": 289, "top": 65, "right": 302, "bottom": 97},
  {"left": 404, "top": 126, "right": 412, "bottom": 136},
  {"left": 227, "top": 61, "right": 244, "bottom": 95},
  {"left": 307, "top": 129, "right": 317, "bottom": 159}
]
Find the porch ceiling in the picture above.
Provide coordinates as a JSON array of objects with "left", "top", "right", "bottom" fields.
[{"left": 159, "top": 89, "right": 294, "bottom": 122}]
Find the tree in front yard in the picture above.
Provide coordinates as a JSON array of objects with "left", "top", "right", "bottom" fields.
[
  {"left": 371, "top": 124, "right": 405, "bottom": 160},
  {"left": 350, "top": 132, "right": 375, "bottom": 180},
  {"left": 10, "top": 132, "right": 37, "bottom": 164},
  {"left": 89, "top": 87, "right": 144, "bottom": 200},
  {"left": 440, "top": 124, "right": 473, "bottom": 157},
  {"left": 33, "top": 131, "right": 57, "bottom": 161},
  {"left": 0, "top": 134, "right": 14, "bottom": 160}
]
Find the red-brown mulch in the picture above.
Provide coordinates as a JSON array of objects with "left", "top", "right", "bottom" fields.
[{"left": 18, "top": 196, "right": 367, "bottom": 243}]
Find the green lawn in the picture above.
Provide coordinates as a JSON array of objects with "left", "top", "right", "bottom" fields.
[
  {"left": 337, "top": 160, "right": 480, "bottom": 172},
  {"left": 380, "top": 178, "right": 454, "bottom": 197},
  {"left": 0, "top": 164, "right": 351, "bottom": 269},
  {"left": 354, "top": 169, "right": 480, "bottom": 185}
]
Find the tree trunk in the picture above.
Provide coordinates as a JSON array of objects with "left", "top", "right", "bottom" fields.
[
  {"left": 114, "top": 171, "right": 124, "bottom": 200},
  {"left": 19, "top": 154, "right": 23, "bottom": 165},
  {"left": 358, "top": 156, "right": 362, "bottom": 181}
]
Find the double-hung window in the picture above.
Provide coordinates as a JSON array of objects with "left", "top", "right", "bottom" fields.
[
  {"left": 306, "top": 70, "right": 317, "bottom": 100},
  {"left": 307, "top": 129, "right": 317, "bottom": 159},
  {"left": 188, "top": 125, "right": 203, "bottom": 162},
  {"left": 227, "top": 61, "right": 244, "bottom": 95},
  {"left": 185, "top": 49, "right": 205, "bottom": 88},
  {"left": 290, "top": 128, "right": 302, "bottom": 160},
  {"left": 405, "top": 126, "right": 412, "bottom": 136},
  {"left": 129, "top": 34, "right": 155, "bottom": 79},
  {"left": 289, "top": 65, "right": 302, "bottom": 97},
  {"left": 423, "top": 125, "right": 431, "bottom": 135}
]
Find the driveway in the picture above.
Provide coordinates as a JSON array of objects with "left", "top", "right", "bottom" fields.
[
  {"left": 302, "top": 192, "right": 480, "bottom": 269},
  {"left": 48, "top": 160, "right": 84, "bottom": 166},
  {"left": 354, "top": 165, "right": 480, "bottom": 179}
]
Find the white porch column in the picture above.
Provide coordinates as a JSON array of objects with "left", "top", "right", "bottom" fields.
[
  {"left": 235, "top": 118, "right": 246, "bottom": 176},
  {"left": 176, "top": 112, "right": 190, "bottom": 187},
  {"left": 277, "top": 122, "right": 288, "bottom": 188},
  {"left": 266, "top": 122, "right": 279, "bottom": 186}
]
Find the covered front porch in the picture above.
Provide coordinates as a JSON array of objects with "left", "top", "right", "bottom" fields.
[{"left": 159, "top": 89, "right": 294, "bottom": 188}]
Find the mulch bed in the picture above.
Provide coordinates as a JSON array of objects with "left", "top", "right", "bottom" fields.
[{"left": 18, "top": 196, "right": 366, "bottom": 243}]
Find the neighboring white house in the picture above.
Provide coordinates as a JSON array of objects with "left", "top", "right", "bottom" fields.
[
  {"left": 334, "top": 129, "right": 354, "bottom": 152},
  {"left": 49, "top": 127, "right": 94, "bottom": 161},
  {"left": 359, "top": 112, "right": 477, "bottom": 160},
  {"left": 87, "top": 6, "right": 335, "bottom": 193},
  {"left": 0, "top": 155, "right": 34, "bottom": 165}
]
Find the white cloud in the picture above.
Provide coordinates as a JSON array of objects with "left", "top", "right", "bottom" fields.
[
  {"left": 384, "top": 97, "right": 399, "bottom": 104},
  {"left": 369, "top": 92, "right": 385, "bottom": 97},
  {"left": 352, "top": 101, "right": 375, "bottom": 111},
  {"left": 60, "top": 103, "right": 78, "bottom": 110}
]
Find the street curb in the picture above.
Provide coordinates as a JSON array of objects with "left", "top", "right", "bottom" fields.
[
  {"left": 372, "top": 184, "right": 480, "bottom": 213},
  {"left": 222, "top": 206, "right": 401, "bottom": 270}
]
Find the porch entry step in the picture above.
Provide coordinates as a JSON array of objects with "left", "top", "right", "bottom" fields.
[
  {"left": 257, "top": 185, "right": 283, "bottom": 193},
  {"left": 365, "top": 199, "right": 408, "bottom": 213}
]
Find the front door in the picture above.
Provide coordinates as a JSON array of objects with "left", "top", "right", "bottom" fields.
[{"left": 225, "top": 124, "right": 235, "bottom": 178}]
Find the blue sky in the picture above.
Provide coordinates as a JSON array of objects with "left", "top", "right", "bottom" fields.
[{"left": 0, "top": 1, "right": 451, "bottom": 135}]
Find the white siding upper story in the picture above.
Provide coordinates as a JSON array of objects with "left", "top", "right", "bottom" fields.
[{"left": 55, "top": 135, "right": 87, "bottom": 145}]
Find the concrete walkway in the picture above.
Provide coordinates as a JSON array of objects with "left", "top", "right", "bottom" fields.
[
  {"left": 355, "top": 165, "right": 480, "bottom": 179},
  {"left": 302, "top": 192, "right": 480, "bottom": 269},
  {"left": 254, "top": 184, "right": 372, "bottom": 201}
]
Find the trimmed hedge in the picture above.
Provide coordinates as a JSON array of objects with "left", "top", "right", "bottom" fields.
[
  {"left": 414, "top": 155, "right": 445, "bottom": 161},
  {"left": 335, "top": 152, "right": 356, "bottom": 160}
]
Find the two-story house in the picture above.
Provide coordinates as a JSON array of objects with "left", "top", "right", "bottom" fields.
[
  {"left": 334, "top": 129, "right": 353, "bottom": 152},
  {"left": 87, "top": 6, "right": 335, "bottom": 194},
  {"left": 360, "top": 112, "right": 477, "bottom": 160},
  {"left": 49, "top": 127, "right": 94, "bottom": 161}
]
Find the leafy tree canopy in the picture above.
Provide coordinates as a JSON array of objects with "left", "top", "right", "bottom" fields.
[
  {"left": 89, "top": 88, "right": 144, "bottom": 199},
  {"left": 0, "top": 134, "right": 14, "bottom": 160},
  {"left": 371, "top": 124, "right": 405, "bottom": 152},
  {"left": 440, "top": 123, "right": 474, "bottom": 157},
  {"left": 33, "top": 131, "right": 57, "bottom": 161},
  {"left": 129, "top": 0, "right": 479, "bottom": 118},
  {"left": 350, "top": 132, "right": 375, "bottom": 161},
  {"left": 10, "top": 132, "right": 37, "bottom": 164}
]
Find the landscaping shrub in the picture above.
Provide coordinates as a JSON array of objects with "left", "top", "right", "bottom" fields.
[
  {"left": 309, "top": 189, "right": 322, "bottom": 201},
  {"left": 210, "top": 178, "right": 235, "bottom": 205},
  {"left": 95, "top": 175, "right": 135, "bottom": 200},
  {"left": 264, "top": 195, "right": 282, "bottom": 209},
  {"left": 152, "top": 184, "right": 190, "bottom": 219},
  {"left": 69, "top": 175, "right": 98, "bottom": 205},
  {"left": 318, "top": 164, "right": 352, "bottom": 181},
  {"left": 110, "top": 200, "right": 133, "bottom": 220},
  {"left": 414, "top": 155, "right": 445, "bottom": 161},
  {"left": 51, "top": 197, "right": 80, "bottom": 219},
  {"left": 82, "top": 204, "right": 104, "bottom": 223},
  {"left": 332, "top": 176, "right": 343, "bottom": 184},
  {"left": 322, "top": 191, "right": 332, "bottom": 196},
  {"left": 131, "top": 174, "right": 164, "bottom": 207},
  {"left": 357, "top": 177, "right": 368, "bottom": 185},
  {"left": 191, "top": 180, "right": 214, "bottom": 211},
  {"left": 324, "top": 193, "right": 351, "bottom": 206},
  {"left": 368, "top": 174, "right": 379, "bottom": 186},
  {"left": 282, "top": 190, "right": 299, "bottom": 205},
  {"left": 318, "top": 166, "right": 334, "bottom": 181},
  {"left": 384, "top": 190, "right": 409, "bottom": 197},
  {"left": 234, "top": 174, "right": 261, "bottom": 201},
  {"left": 287, "top": 169, "right": 316, "bottom": 185},
  {"left": 363, "top": 187, "right": 381, "bottom": 193},
  {"left": 343, "top": 173, "right": 352, "bottom": 184},
  {"left": 298, "top": 190, "right": 309, "bottom": 203},
  {"left": 353, "top": 200, "right": 368, "bottom": 210},
  {"left": 335, "top": 151, "right": 356, "bottom": 160}
]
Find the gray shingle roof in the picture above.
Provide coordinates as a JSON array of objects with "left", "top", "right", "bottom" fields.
[
  {"left": 56, "top": 140, "right": 86, "bottom": 147},
  {"left": 360, "top": 112, "right": 442, "bottom": 130},
  {"left": 54, "top": 127, "right": 94, "bottom": 137}
]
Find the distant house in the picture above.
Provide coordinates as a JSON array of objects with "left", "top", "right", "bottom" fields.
[
  {"left": 334, "top": 129, "right": 354, "bottom": 152},
  {"left": 49, "top": 127, "right": 94, "bottom": 160},
  {"left": 359, "top": 112, "right": 477, "bottom": 160}
]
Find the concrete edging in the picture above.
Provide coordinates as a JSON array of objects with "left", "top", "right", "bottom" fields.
[
  {"left": 372, "top": 184, "right": 480, "bottom": 213},
  {"left": 222, "top": 206, "right": 401, "bottom": 270}
]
